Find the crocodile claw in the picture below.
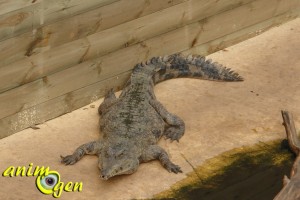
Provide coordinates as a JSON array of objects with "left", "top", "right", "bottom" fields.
[
  {"left": 60, "top": 155, "right": 77, "bottom": 165},
  {"left": 166, "top": 163, "right": 183, "bottom": 174},
  {"left": 164, "top": 127, "right": 183, "bottom": 142}
]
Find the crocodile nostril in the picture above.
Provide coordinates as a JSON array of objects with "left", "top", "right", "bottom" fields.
[
  {"left": 100, "top": 175, "right": 106, "bottom": 179},
  {"left": 100, "top": 174, "right": 109, "bottom": 180}
]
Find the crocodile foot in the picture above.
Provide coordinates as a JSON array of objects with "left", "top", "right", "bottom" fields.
[
  {"left": 60, "top": 155, "right": 78, "bottom": 165},
  {"left": 164, "top": 127, "right": 184, "bottom": 142},
  {"left": 165, "top": 162, "right": 183, "bottom": 174}
]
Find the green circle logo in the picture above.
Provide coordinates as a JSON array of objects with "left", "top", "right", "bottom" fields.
[{"left": 36, "top": 171, "right": 60, "bottom": 195}]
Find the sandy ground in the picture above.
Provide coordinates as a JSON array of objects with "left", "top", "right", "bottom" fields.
[{"left": 0, "top": 18, "right": 300, "bottom": 200}]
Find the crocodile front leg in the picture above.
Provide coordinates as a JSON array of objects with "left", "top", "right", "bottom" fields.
[
  {"left": 149, "top": 99, "right": 185, "bottom": 141},
  {"left": 98, "top": 88, "right": 118, "bottom": 116},
  {"left": 140, "top": 145, "right": 182, "bottom": 173},
  {"left": 61, "top": 141, "right": 103, "bottom": 165}
]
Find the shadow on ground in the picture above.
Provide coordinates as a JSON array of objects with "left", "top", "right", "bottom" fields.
[{"left": 153, "top": 140, "right": 294, "bottom": 200}]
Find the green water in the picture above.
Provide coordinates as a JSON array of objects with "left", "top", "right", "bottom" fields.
[{"left": 154, "top": 140, "right": 295, "bottom": 200}]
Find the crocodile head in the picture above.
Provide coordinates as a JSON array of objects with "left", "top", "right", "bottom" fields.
[{"left": 99, "top": 142, "right": 139, "bottom": 180}]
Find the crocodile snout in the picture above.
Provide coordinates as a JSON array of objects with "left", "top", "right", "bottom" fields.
[
  {"left": 100, "top": 172, "right": 111, "bottom": 180},
  {"left": 100, "top": 174, "right": 110, "bottom": 180}
]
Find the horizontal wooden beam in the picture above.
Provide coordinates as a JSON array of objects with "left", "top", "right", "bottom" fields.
[
  {"left": 0, "top": 0, "right": 258, "bottom": 93},
  {"left": 0, "top": 0, "right": 186, "bottom": 67},
  {"left": 0, "top": 0, "right": 40, "bottom": 16},
  {"left": 0, "top": 71, "right": 130, "bottom": 138},
  {"left": 182, "top": 10, "right": 299, "bottom": 55},
  {"left": 0, "top": 0, "right": 119, "bottom": 41}
]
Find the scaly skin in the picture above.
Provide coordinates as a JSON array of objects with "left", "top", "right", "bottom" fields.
[{"left": 61, "top": 53, "right": 243, "bottom": 180}]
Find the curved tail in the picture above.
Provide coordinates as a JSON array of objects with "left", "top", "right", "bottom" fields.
[{"left": 136, "top": 53, "right": 243, "bottom": 84}]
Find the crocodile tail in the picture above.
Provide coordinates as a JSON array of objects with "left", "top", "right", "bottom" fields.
[{"left": 149, "top": 53, "right": 243, "bottom": 84}]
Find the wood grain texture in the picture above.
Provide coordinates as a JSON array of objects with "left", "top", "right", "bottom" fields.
[
  {"left": 0, "top": 9, "right": 298, "bottom": 138},
  {"left": 0, "top": 3, "right": 40, "bottom": 42},
  {"left": 0, "top": 0, "right": 256, "bottom": 92},
  {"left": 274, "top": 111, "right": 300, "bottom": 200},
  {"left": 0, "top": 10, "right": 297, "bottom": 138},
  {"left": 281, "top": 111, "right": 300, "bottom": 154},
  {"left": 182, "top": 10, "right": 299, "bottom": 56},
  {"left": 0, "top": 72, "right": 130, "bottom": 138},
  {"left": 0, "top": 0, "right": 41, "bottom": 16},
  {"left": 0, "top": 0, "right": 119, "bottom": 41},
  {"left": 0, "top": 0, "right": 186, "bottom": 66},
  {"left": 0, "top": 0, "right": 298, "bottom": 119},
  {"left": 1, "top": 0, "right": 299, "bottom": 94},
  {"left": 84, "top": 0, "right": 255, "bottom": 59}
]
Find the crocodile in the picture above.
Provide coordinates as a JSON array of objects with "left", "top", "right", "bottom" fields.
[{"left": 61, "top": 53, "right": 243, "bottom": 180}]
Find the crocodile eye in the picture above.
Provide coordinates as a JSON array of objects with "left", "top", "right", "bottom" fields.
[
  {"left": 116, "top": 149, "right": 125, "bottom": 158},
  {"left": 36, "top": 171, "right": 60, "bottom": 195}
]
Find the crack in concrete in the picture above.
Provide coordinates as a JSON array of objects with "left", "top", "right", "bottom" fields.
[{"left": 181, "top": 153, "right": 203, "bottom": 182}]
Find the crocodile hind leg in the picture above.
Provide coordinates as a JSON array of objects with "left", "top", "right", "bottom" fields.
[
  {"left": 61, "top": 141, "right": 102, "bottom": 165},
  {"left": 140, "top": 145, "right": 182, "bottom": 173},
  {"left": 98, "top": 88, "right": 118, "bottom": 116},
  {"left": 149, "top": 99, "right": 185, "bottom": 142}
]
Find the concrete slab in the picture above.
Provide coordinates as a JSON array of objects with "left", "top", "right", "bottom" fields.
[{"left": 0, "top": 18, "right": 300, "bottom": 200}]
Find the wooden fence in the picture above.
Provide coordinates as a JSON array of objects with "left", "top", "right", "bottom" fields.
[{"left": 0, "top": 0, "right": 299, "bottom": 138}]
